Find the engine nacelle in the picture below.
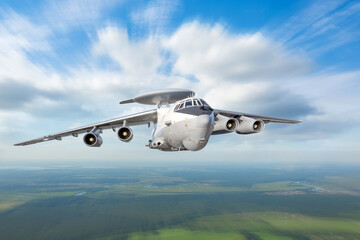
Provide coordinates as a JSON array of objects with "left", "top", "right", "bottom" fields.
[
  {"left": 236, "top": 116, "right": 264, "bottom": 134},
  {"left": 83, "top": 132, "right": 103, "bottom": 147},
  {"left": 117, "top": 126, "right": 133, "bottom": 142},
  {"left": 212, "top": 114, "right": 238, "bottom": 134}
]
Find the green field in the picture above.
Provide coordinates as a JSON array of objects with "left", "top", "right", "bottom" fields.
[
  {"left": 0, "top": 165, "right": 359, "bottom": 239},
  {"left": 123, "top": 211, "right": 360, "bottom": 240},
  {"left": 127, "top": 228, "right": 246, "bottom": 240}
]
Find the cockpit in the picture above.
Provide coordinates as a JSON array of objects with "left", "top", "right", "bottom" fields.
[{"left": 174, "top": 98, "right": 209, "bottom": 112}]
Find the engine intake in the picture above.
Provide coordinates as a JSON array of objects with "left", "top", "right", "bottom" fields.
[
  {"left": 117, "top": 126, "right": 133, "bottom": 142},
  {"left": 226, "top": 118, "right": 237, "bottom": 131},
  {"left": 236, "top": 116, "right": 264, "bottom": 134},
  {"left": 212, "top": 114, "right": 238, "bottom": 134},
  {"left": 83, "top": 132, "right": 103, "bottom": 147}
]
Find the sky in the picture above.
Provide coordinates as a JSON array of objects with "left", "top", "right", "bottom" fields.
[{"left": 0, "top": 0, "right": 359, "bottom": 166}]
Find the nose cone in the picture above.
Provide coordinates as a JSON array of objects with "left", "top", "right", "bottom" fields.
[
  {"left": 196, "top": 114, "right": 212, "bottom": 128},
  {"left": 183, "top": 114, "right": 213, "bottom": 151}
]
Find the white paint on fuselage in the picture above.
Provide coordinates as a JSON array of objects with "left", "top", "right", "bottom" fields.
[{"left": 151, "top": 98, "right": 214, "bottom": 151}]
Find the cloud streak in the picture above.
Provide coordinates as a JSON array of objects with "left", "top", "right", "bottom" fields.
[
  {"left": 42, "top": 0, "right": 123, "bottom": 32},
  {"left": 131, "top": 0, "right": 180, "bottom": 35},
  {"left": 269, "top": 0, "right": 360, "bottom": 54}
]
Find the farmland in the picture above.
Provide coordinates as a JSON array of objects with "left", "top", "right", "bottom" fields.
[{"left": 0, "top": 164, "right": 359, "bottom": 239}]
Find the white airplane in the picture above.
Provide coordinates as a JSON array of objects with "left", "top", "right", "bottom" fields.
[{"left": 14, "top": 89, "right": 301, "bottom": 151}]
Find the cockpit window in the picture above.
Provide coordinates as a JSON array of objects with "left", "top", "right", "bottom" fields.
[
  {"left": 185, "top": 101, "right": 192, "bottom": 107},
  {"left": 200, "top": 99, "right": 208, "bottom": 106},
  {"left": 175, "top": 98, "right": 209, "bottom": 112},
  {"left": 174, "top": 104, "right": 180, "bottom": 111}
]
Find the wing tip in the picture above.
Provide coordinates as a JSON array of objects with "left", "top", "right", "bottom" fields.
[
  {"left": 267, "top": 118, "right": 302, "bottom": 124},
  {"left": 14, "top": 143, "right": 25, "bottom": 146}
]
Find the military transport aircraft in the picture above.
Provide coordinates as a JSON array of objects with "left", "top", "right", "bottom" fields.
[{"left": 14, "top": 89, "right": 301, "bottom": 151}]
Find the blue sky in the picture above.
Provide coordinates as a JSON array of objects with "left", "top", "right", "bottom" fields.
[{"left": 0, "top": 0, "right": 359, "bottom": 166}]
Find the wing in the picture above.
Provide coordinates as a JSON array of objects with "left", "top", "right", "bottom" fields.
[
  {"left": 14, "top": 109, "right": 157, "bottom": 146},
  {"left": 214, "top": 109, "right": 301, "bottom": 124}
]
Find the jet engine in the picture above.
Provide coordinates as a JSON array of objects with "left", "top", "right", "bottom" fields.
[
  {"left": 83, "top": 132, "right": 103, "bottom": 147},
  {"left": 236, "top": 116, "right": 264, "bottom": 134},
  {"left": 212, "top": 114, "right": 238, "bottom": 134},
  {"left": 117, "top": 126, "right": 133, "bottom": 142}
]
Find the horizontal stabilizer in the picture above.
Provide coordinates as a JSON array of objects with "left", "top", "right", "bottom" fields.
[{"left": 120, "top": 99, "right": 135, "bottom": 104}]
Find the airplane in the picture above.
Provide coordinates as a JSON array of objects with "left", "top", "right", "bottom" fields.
[{"left": 14, "top": 89, "right": 301, "bottom": 151}]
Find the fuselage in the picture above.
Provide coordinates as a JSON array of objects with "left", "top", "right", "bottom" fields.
[{"left": 150, "top": 97, "right": 215, "bottom": 151}]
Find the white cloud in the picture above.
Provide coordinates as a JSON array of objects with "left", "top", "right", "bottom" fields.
[
  {"left": 0, "top": 11, "right": 54, "bottom": 91},
  {"left": 93, "top": 26, "right": 162, "bottom": 77},
  {"left": 0, "top": 10, "right": 51, "bottom": 53},
  {"left": 289, "top": 70, "right": 360, "bottom": 122},
  {"left": 164, "top": 21, "right": 312, "bottom": 87}
]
